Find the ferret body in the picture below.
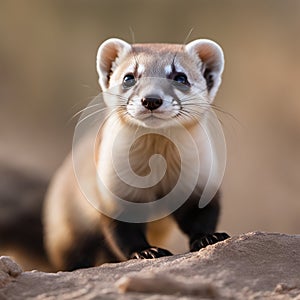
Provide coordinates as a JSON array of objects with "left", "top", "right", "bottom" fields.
[{"left": 43, "top": 38, "right": 229, "bottom": 271}]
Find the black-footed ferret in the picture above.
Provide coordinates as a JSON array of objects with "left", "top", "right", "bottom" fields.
[{"left": 43, "top": 38, "right": 229, "bottom": 271}]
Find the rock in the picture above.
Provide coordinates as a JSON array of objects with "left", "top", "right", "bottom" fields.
[
  {"left": 116, "top": 273, "right": 219, "bottom": 297},
  {"left": 0, "top": 256, "right": 23, "bottom": 289},
  {"left": 0, "top": 232, "right": 299, "bottom": 299}
]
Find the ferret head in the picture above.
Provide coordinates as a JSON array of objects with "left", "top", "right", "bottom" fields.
[{"left": 96, "top": 38, "right": 224, "bottom": 128}]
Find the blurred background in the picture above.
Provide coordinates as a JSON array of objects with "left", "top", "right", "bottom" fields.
[{"left": 0, "top": 0, "right": 299, "bottom": 270}]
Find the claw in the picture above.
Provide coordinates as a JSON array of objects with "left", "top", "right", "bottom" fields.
[
  {"left": 190, "top": 232, "right": 230, "bottom": 252},
  {"left": 130, "top": 247, "right": 173, "bottom": 259}
]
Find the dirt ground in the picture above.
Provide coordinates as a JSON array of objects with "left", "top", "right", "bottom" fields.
[{"left": 1, "top": 232, "right": 300, "bottom": 299}]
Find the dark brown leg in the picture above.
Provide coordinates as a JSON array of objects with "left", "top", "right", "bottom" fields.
[{"left": 173, "top": 191, "right": 229, "bottom": 252}]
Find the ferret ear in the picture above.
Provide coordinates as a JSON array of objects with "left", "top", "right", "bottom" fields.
[
  {"left": 96, "top": 38, "right": 132, "bottom": 90},
  {"left": 185, "top": 39, "right": 224, "bottom": 102}
]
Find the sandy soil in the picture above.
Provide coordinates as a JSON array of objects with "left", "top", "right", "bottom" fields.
[{"left": 1, "top": 232, "right": 299, "bottom": 299}]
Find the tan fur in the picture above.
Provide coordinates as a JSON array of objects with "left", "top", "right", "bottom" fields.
[
  {"left": 43, "top": 154, "right": 101, "bottom": 268},
  {"left": 44, "top": 38, "right": 224, "bottom": 270}
]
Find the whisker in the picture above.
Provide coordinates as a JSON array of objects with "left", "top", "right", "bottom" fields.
[
  {"left": 179, "top": 109, "right": 203, "bottom": 123},
  {"left": 183, "top": 105, "right": 224, "bottom": 125},
  {"left": 102, "top": 91, "right": 128, "bottom": 102},
  {"left": 185, "top": 105, "right": 224, "bottom": 127},
  {"left": 105, "top": 107, "right": 130, "bottom": 131},
  {"left": 129, "top": 27, "right": 140, "bottom": 68},
  {"left": 75, "top": 107, "right": 110, "bottom": 127},
  {"left": 70, "top": 103, "right": 104, "bottom": 121},
  {"left": 182, "top": 108, "right": 205, "bottom": 118},
  {"left": 129, "top": 26, "right": 136, "bottom": 44},
  {"left": 179, "top": 98, "right": 241, "bottom": 126},
  {"left": 69, "top": 94, "right": 100, "bottom": 111},
  {"left": 75, "top": 104, "right": 126, "bottom": 129},
  {"left": 101, "top": 107, "right": 121, "bottom": 127},
  {"left": 183, "top": 27, "right": 194, "bottom": 45},
  {"left": 179, "top": 91, "right": 207, "bottom": 102},
  {"left": 170, "top": 28, "right": 195, "bottom": 70},
  {"left": 209, "top": 105, "right": 242, "bottom": 126},
  {"left": 80, "top": 84, "right": 93, "bottom": 89}
]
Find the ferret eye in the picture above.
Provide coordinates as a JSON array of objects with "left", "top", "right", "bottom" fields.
[
  {"left": 122, "top": 73, "right": 136, "bottom": 88},
  {"left": 173, "top": 73, "right": 189, "bottom": 85}
]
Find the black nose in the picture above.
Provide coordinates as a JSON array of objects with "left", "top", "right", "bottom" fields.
[{"left": 141, "top": 96, "right": 163, "bottom": 111}]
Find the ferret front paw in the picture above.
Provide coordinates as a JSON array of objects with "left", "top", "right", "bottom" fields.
[
  {"left": 130, "top": 247, "right": 173, "bottom": 259},
  {"left": 190, "top": 232, "right": 230, "bottom": 252}
]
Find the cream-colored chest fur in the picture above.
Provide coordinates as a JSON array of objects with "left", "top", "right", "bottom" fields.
[{"left": 96, "top": 117, "right": 211, "bottom": 204}]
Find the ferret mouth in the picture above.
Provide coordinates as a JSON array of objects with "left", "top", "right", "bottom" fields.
[
  {"left": 126, "top": 111, "right": 179, "bottom": 129},
  {"left": 137, "top": 112, "right": 172, "bottom": 120}
]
